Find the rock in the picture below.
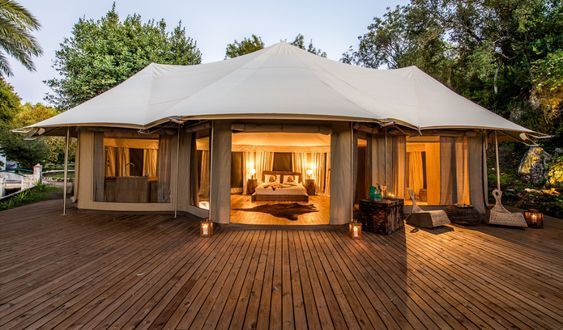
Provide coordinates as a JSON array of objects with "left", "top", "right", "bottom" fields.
[{"left": 518, "top": 146, "right": 552, "bottom": 185}]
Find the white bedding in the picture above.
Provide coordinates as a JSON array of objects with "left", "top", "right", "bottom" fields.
[{"left": 254, "top": 182, "right": 308, "bottom": 195}]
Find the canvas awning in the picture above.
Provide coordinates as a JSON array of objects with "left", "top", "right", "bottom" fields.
[{"left": 28, "top": 42, "right": 538, "bottom": 137}]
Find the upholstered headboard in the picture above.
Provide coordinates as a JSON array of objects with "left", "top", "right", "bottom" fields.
[{"left": 262, "top": 171, "right": 302, "bottom": 183}]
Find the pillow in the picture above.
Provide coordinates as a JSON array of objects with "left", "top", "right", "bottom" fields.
[
  {"left": 264, "top": 174, "right": 280, "bottom": 183},
  {"left": 283, "top": 175, "right": 299, "bottom": 184}
]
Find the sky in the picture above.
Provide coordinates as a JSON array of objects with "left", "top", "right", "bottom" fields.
[{"left": 5, "top": 0, "right": 407, "bottom": 105}]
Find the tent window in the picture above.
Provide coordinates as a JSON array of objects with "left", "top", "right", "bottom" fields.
[{"left": 93, "top": 133, "right": 170, "bottom": 203}]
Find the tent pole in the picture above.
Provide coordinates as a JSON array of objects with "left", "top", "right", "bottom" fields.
[
  {"left": 209, "top": 121, "right": 214, "bottom": 222},
  {"left": 384, "top": 128, "right": 387, "bottom": 185},
  {"left": 174, "top": 125, "right": 180, "bottom": 218},
  {"left": 494, "top": 130, "right": 501, "bottom": 191},
  {"left": 350, "top": 122, "right": 354, "bottom": 222},
  {"left": 62, "top": 127, "right": 70, "bottom": 216}
]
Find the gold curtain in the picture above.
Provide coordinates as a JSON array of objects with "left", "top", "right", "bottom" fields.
[
  {"left": 242, "top": 151, "right": 254, "bottom": 194},
  {"left": 407, "top": 151, "right": 424, "bottom": 197},
  {"left": 143, "top": 149, "right": 158, "bottom": 177},
  {"left": 157, "top": 135, "right": 173, "bottom": 203},
  {"left": 440, "top": 136, "right": 470, "bottom": 205},
  {"left": 255, "top": 151, "right": 274, "bottom": 183},
  {"left": 105, "top": 146, "right": 116, "bottom": 177},
  {"left": 198, "top": 150, "right": 210, "bottom": 200},
  {"left": 117, "top": 147, "right": 130, "bottom": 176},
  {"left": 371, "top": 135, "right": 406, "bottom": 198}
]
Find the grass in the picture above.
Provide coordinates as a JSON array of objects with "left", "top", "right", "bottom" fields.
[{"left": 0, "top": 184, "right": 62, "bottom": 211}]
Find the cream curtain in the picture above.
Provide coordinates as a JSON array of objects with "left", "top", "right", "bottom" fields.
[
  {"left": 105, "top": 146, "right": 116, "bottom": 177},
  {"left": 143, "top": 149, "right": 158, "bottom": 177},
  {"left": 312, "top": 152, "right": 326, "bottom": 194},
  {"left": 117, "top": 147, "right": 130, "bottom": 176},
  {"left": 292, "top": 152, "right": 327, "bottom": 194},
  {"left": 407, "top": 152, "right": 424, "bottom": 197},
  {"left": 93, "top": 132, "right": 105, "bottom": 201},
  {"left": 242, "top": 151, "right": 255, "bottom": 194},
  {"left": 370, "top": 135, "right": 406, "bottom": 198},
  {"left": 440, "top": 137, "right": 470, "bottom": 205},
  {"left": 199, "top": 150, "right": 210, "bottom": 200},
  {"left": 255, "top": 151, "right": 274, "bottom": 183},
  {"left": 157, "top": 135, "right": 173, "bottom": 203}
]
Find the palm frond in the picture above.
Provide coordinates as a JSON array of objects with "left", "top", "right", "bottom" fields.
[{"left": 0, "top": 0, "right": 41, "bottom": 76}]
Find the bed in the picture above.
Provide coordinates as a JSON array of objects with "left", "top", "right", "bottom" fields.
[{"left": 251, "top": 171, "right": 309, "bottom": 202}]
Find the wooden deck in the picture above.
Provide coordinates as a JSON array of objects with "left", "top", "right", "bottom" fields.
[{"left": 1, "top": 200, "right": 562, "bottom": 329}]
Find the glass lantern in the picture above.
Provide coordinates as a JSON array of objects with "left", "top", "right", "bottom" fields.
[
  {"left": 349, "top": 220, "right": 362, "bottom": 239},
  {"left": 200, "top": 219, "right": 214, "bottom": 237},
  {"left": 523, "top": 209, "right": 543, "bottom": 228}
]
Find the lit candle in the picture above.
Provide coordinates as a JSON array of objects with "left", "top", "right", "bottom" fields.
[
  {"left": 353, "top": 226, "right": 359, "bottom": 238},
  {"left": 202, "top": 223, "right": 208, "bottom": 236}
]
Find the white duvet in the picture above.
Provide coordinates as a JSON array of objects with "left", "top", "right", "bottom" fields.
[{"left": 254, "top": 182, "right": 308, "bottom": 195}]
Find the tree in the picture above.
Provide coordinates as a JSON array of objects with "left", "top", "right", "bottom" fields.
[
  {"left": 226, "top": 34, "right": 328, "bottom": 58},
  {"left": 290, "top": 34, "right": 327, "bottom": 57},
  {"left": 46, "top": 5, "right": 202, "bottom": 109},
  {"left": 225, "top": 34, "right": 264, "bottom": 58},
  {"left": 0, "top": 0, "right": 42, "bottom": 77},
  {"left": 343, "top": 0, "right": 562, "bottom": 140}
]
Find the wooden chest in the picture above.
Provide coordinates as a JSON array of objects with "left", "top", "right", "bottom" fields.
[{"left": 358, "top": 199, "right": 405, "bottom": 235}]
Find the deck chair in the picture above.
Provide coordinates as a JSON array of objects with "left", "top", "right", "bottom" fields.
[
  {"left": 487, "top": 189, "right": 527, "bottom": 228},
  {"left": 406, "top": 189, "right": 451, "bottom": 228}
]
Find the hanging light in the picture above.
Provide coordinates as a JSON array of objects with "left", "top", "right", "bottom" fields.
[
  {"left": 200, "top": 218, "right": 214, "bottom": 237},
  {"left": 349, "top": 220, "right": 362, "bottom": 239},
  {"left": 523, "top": 209, "right": 544, "bottom": 228}
]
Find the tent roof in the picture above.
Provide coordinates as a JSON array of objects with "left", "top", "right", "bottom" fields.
[{"left": 31, "top": 42, "right": 533, "bottom": 134}]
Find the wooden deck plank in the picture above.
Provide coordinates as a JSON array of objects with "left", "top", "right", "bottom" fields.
[{"left": 0, "top": 199, "right": 561, "bottom": 329}]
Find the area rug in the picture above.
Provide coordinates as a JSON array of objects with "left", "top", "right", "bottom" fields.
[{"left": 234, "top": 203, "right": 319, "bottom": 220}]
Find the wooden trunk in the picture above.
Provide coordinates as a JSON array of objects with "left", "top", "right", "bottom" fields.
[{"left": 358, "top": 199, "right": 404, "bottom": 235}]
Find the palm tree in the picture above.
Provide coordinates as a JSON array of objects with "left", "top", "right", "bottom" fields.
[{"left": 0, "top": 0, "right": 42, "bottom": 76}]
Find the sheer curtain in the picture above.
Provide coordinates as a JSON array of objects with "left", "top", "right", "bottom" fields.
[
  {"left": 312, "top": 152, "right": 327, "bottom": 195},
  {"left": 157, "top": 135, "right": 173, "bottom": 203},
  {"left": 143, "top": 149, "right": 158, "bottom": 177},
  {"left": 117, "top": 147, "right": 130, "bottom": 176},
  {"left": 105, "top": 146, "right": 116, "bottom": 177},
  {"left": 242, "top": 151, "right": 254, "bottom": 194},
  {"left": 440, "top": 136, "right": 470, "bottom": 205},
  {"left": 199, "top": 150, "right": 210, "bottom": 200},
  {"left": 407, "top": 152, "right": 424, "bottom": 197},
  {"left": 255, "top": 151, "right": 274, "bottom": 183},
  {"left": 371, "top": 135, "right": 406, "bottom": 198}
]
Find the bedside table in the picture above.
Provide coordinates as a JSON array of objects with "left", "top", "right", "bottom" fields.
[
  {"left": 247, "top": 178, "right": 258, "bottom": 195},
  {"left": 304, "top": 179, "right": 316, "bottom": 196}
]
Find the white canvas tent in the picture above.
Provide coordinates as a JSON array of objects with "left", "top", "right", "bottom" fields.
[
  {"left": 29, "top": 42, "right": 536, "bottom": 137},
  {"left": 26, "top": 42, "right": 541, "bottom": 224}
]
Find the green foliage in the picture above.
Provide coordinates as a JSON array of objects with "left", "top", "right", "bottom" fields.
[
  {"left": 0, "top": 183, "right": 61, "bottom": 211},
  {"left": 547, "top": 155, "right": 563, "bottom": 188},
  {"left": 344, "top": 0, "right": 562, "bottom": 137},
  {"left": 0, "top": 78, "right": 19, "bottom": 124},
  {"left": 46, "top": 5, "right": 202, "bottom": 109},
  {"left": 290, "top": 34, "right": 327, "bottom": 57},
  {"left": 0, "top": 81, "right": 68, "bottom": 167},
  {"left": 225, "top": 34, "right": 265, "bottom": 58},
  {"left": 0, "top": 0, "right": 42, "bottom": 76},
  {"left": 225, "top": 34, "right": 327, "bottom": 58}
]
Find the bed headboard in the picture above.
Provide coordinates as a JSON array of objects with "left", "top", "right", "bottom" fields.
[{"left": 262, "top": 171, "right": 303, "bottom": 183}]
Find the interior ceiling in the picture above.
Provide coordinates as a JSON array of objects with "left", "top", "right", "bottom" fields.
[{"left": 232, "top": 132, "right": 330, "bottom": 147}]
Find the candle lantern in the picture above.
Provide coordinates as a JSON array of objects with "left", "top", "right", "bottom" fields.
[
  {"left": 349, "top": 220, "right": 362, "bottom": 239},
  {"left": 523, "top": 209, "right": 543, "bottom": 228},
  {"left": 200, "top": 219, "right": 214, "bottom": 237}
]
